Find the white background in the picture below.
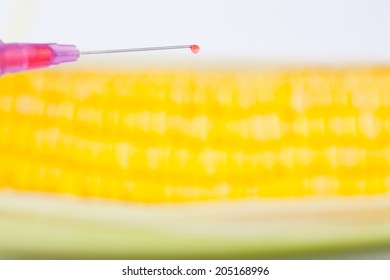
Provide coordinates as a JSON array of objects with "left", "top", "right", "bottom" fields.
[
  {"left": 1, "top": 0, "right": 390, "bottom": 64},
  {"left": 0, "top": 260, "right": 389, "bottom": 280}
]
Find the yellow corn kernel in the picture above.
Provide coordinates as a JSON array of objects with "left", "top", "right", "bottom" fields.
[{"left": 1, "top": 69, "right": 390, "bottom": 202}]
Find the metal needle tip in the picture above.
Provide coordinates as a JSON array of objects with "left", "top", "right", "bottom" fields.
[{"left": 80, "top": 45, "right": 198, "bottom": 55}]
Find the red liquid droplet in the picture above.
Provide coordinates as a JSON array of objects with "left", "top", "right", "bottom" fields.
[{"left": 190, "top": 44, "right": 200, "bottom": 54}]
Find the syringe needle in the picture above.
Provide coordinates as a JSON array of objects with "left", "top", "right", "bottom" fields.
[
  {"left": 80, "top": 44, "right": 200, "bottom": 55},
  {"left": 0, "top": 39, "right": 199, "bottom": 77}
]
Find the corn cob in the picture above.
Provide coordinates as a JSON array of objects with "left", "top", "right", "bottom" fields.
[{"left": 1, "top": 69, "right": 390, "bottom": 203}]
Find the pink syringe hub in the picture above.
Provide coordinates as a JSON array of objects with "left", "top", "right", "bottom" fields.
[{"left": 0, "top": 40, "right": 80, "bottom": 76}]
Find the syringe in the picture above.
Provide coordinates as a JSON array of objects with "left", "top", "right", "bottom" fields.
[{"left": 0, "top": 40, "right": 200, "bottom": 77}]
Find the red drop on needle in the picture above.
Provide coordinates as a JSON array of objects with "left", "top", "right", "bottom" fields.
[{"left": 190, "top": 44, "right": 200, "bottom": 54}]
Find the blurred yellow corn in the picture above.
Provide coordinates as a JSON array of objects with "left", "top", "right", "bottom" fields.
[{"left": 1, "top": 69, "right": 390, "bottom": 202}]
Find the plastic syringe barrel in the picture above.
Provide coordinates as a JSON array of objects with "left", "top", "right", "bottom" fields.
[{"left": 0, "top": 40, "right": 80, "bottom": 76}]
